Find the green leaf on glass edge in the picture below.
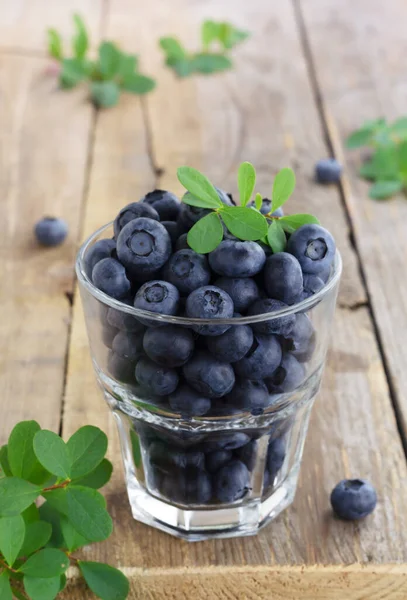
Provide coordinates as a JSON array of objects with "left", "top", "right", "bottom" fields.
[
  {"left": 67, "top": 426, "right": 108, "bottom": 480},
  {"left": 38, "top": 503, "right": 65, "bottom": 549},
  {"left": 73, "top": 458, "right": 113, "bottom": 489},
  {"left": 345, "top": 127, "right": 375, "bottom": 149},
  {"left": 369, "top": 180, "right": 403, "bottom": 199},
  {"left": 91, "top": 81, "right": 120, "bottom": 108},
  {"left": 0, "top": 572, "right": 12, "bottom": 600},
  {"left": 267, "top": 220, "right": 287, "bottom": 253},
  {"left": 66, "top": 486, "right": 113, "bottom": 542},
  {"left": 238, "top": 161, "right": 256, "bottom": 207},
  {"left": 279, "top": 214, "right": 320, "bottom": 233},
  {"left": 20, "top": 548, "right": 69, "bottom": 578},
  {"left": 24, "top": 575, "right": 61, "bottom": 600},
  {"left": 98, "top": 41, "right": 122, "bottom": 79},
  {"left": 187, "top": 212, "right": 223, "bottom": 254},
  {"left": 19, "top": 520, "right": 52, "bottom": 557},
  {"left": 254, "top": 192, "right": 263, "bottom": 211},
  {"left": 122, "top": 73, "right": 156, "bottom": 95},
  {"left": 191, "top": 53, "right": 232, "bottom": 74},
  {"left": 130, "top": 431, "right": 142, "bottom": 469},
  {"left": 72, "top": 14, "right": 89, "bottom": 60},
  {"left": 0, "top": 478, "right": 40, "bottom": 516},
  {"left": 0, "top": 445, "right": 11, "bottom": 478},
  {"left": 178, "top": 166, "right": 222, "bottom": 208},
  {"left": 33, "top": 431, "right": 71, "bottom": 479},
  {"left": 47, "top": 29, "right": 63, "bottom": 60},
  {"left": 0, "top": 515, "right": 25, "bottom": 566},
  {"left": 79, "top": 561, "right": 129, "bottom": 600},
  {"left": 220, "top": 206, "right": 268, "bottom": 241},
  {"left": 60, "top": 515, "right": 90, "bottom": 551},
  {"left": 59, "top": 58, "right": 87, "bottom": 89},
  {"left": 8, "top": 421, "right": 49, "bottom": 485},
  {"left": 272, "top": 167, "right": 296, "bottom": 212},
  {"left": 159, "top": 37, "right": 187, "bottom": 61}
]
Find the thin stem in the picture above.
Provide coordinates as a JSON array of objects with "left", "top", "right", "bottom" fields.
[
  {"left": 42, "top": 479, "right": 71, "bottom": 493},
  {"left": 0, "top": 557, "right": 18, "bottom": 574}
]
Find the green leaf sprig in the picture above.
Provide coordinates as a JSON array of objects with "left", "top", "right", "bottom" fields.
[
  {"left": 46, "top": 14, "right": 156, "bottom": 108},
  {"left": 177, "top": 163, "right": 320, "bottom": 254},
  {"left": 346, "top": 117, "right": 407, "bottom": 199},
  {"left": 159, "top": 20, "right": 249, "bottom": 78},
  {"left": 0, "top": 421, "right": 128, "bottom": 600}
]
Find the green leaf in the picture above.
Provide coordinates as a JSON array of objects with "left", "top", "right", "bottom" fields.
[
  {"left": 66, "top": 486, "right": 113, "bottom": 542},
  {"left": 272, "top": 167, "right": 296, "bottom": 212},
  {"left": 0, "top": 446, "right": 11, "bottom": 478},
  {"left": 67, "top": 426, "right": 108, "bottom": 480},
  {"left": 122, "top": 73, "right": 156, "bottom": 95},
  {"left": 178, "top": 166, "right": 222, "bottom": 208},
  {"left": 187, "top": 212, "right": 223, "bottom": 254},
  {"left": 279, "top": 214, "right": 320, "bottom": 233},
  {"left": 359, "top": 160, "right": 377, "bottom": 180},
  {"left": 22, "top": 504, "right": 40, "bottom": 525},
  {"left": 267, "top": 220, "right": 287, "bottom": 253},
  {"left": 60, "top": 516, "right": 89, "bottom": 551},
  {"left": 33, "top": 431, "right": 71, "bottom": 479},
  {"left": 159, "top": 37, "right": 187, "bottom": 61},
  {"left": 73, "top": 458, "right": 113, "bottom": 489},
  {"left": 345, "top": 127, "right": 374, "bottom": 149},
  {"left": 42, "top": 488, "right": 69, "bottom": 516},
  {"left": 59, "top": 58, "right": 87, "bottom": 89},
  {"left": 59, "top": 574, "right": 67, "bottom": 592},
  {"left": 20, "top": 548, "right": 69, "bottom": 578},
  {"left": 0, "top": 572, "right": 12, "bottom": 600},
  {"left": 47, "top": 29, "right": 63, "bottom": 60},
  {"left": 91, "top": 81, "right": 120, "bottom": 108},
  {"left": 221, "top": 24, "right": 249, "bottom": 49},
  {"left": 182, "top": 191, "right": 216, "bottom": 210},
  {"left": 238, "top": 162, "right": 256, "bottom": 207},
  {"left": 0, "top": 515, "right": 25, "bottom": 566},
  {"left": 398, "top": 140, "right": 407, "bottom": 175},
  {"left": 191, "top": 53, "right": 232, "bottom": 74},
  {"left": 370, "top": 146, "right": 399, "bottom": 179},
  {"left": 79, "top": 561, "right": 129, "bottom": 600},
  {"left": 169, "top": 58, "right": 195, "bottom": 78},
  {"left": 130, "top": 431, "right": 142, "bottom": 469},
  {"left": 8, "top": 421, "right": 49, "bottom": 485},
  {"left": 254, "top": 193, "right": 262, "bottom": 211},
  {"left": 19, "top": 521, "right": 52, "bottom": 557},
  {"left": 117, "top": 54, "right": 138, "bottom": 81},
  {"left": 98, "top": 41, "right": 122, "bottom": 79},
  {"left": 0, "top": 478, "right": 40, "bottom": 516},
  {"left": 220, "top": 206, "right": 268, "bottom": 241},
  {"left": 201, "top": 21, "right": 221, "bottom": 49},
  {"left": 72, "top": 14, "right": 88, "bottom": 60},
  {"left": 38, "top": 503, "right": 65, "bottom": 549},
  {"left": 24, "top": 575, "right": 61, "bottom": 600},
  {"left": 390, "top": 116, "right": 407, "bottom": 138},
  {"left": 369, "top": 180, "right": 403, "bottom": 199}
]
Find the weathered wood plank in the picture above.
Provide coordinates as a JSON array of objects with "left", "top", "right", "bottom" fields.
[
  {"left": 297, "top": 0, "right": 407, "bottom": 440},
  {"left": 61, "top": 0, "right": 407, "bottom": 592},
  {"left": 0, "top": 54, "right": 93, "bottom": 443},
  {"left": 0, "top": 0, "right": 103, "bottom": 53}
]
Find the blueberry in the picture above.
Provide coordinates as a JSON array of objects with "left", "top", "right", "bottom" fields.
[
  {"left": 209, "top": 240, "right": 266, "bottom": 277},
  {"left": 265, "top": 354, "right": 306, "bottom": 393},
  {"left": 287, "top": 224, "right": 336, "bottom": 275},
  {"left": 85, "top": 239, "right": 116, "bottom": 277},
  {"left": 264, "top": 253, "right": 303, "bottom": 305},
  {"left": 235, "top": 440, "right": 257, "bottom": 470},
  {"left": 200, "top": 433, "right": 251, "bottom": 452},
  {"left": 267, "top": 437, "right": 286, "bottom": 479},
  {"left": 116, "top": 218, "right": 172, "bottom": 277},
  {"left": 141, "top": 189, "right": 181, "bottom": 221},
  {"left": 92, "top": 258, "right": 131, "bottom": 299},
  {"left": 263, "top": 468, "right": 271, "bottom": 492},
  {"left": 315, "top": 158, "right": 342, "bottom": 184},
  {"left": 300, "top": 273, "right": 325, "bottom": 301},
  {"left": 143, "top": 325, "right": 194, "bottom": 367},
  {"left": 185, "top": 470, "right": 212, "bottom": 504},
  {"left": 258, "top": 198, "right": 284, "bottom": 217},
  {"left": 235, "top": 334, "right": 282, "bottom": 380},
  {"left": 168, "top": 384, "right": 211, "bottom": 417},
  {"left": 214, "top": 460, "right": 251, "bottom": 503},
  {"left": 248, "top": 299, "right": 295, "bottom": 336},
  {"left": 112, "top": 330, "right": 144, "bottom": 361},
  {"left": 178, "top": 189, "right": 233, "bottom": 229},
  {"left": 206, "top": 324, "right": 253, "bottom": 363},
  {"left": 185, "top": 286, "right": 234, "bottom": 336},
  {"left": 161, "top": 220, "right": 180, "bottom": 244},
  {"left": 318, "top": 263, "right": 332, "bottom": 283},
  {"left": 206, "top": 450, "right": 233, "bottom": 473},
  {"left": 164, "top": 250, "right": 211, "bottom": 296},
  {"left": 101, "top": 323, "right": 119, "bottom": 348},
  {"left": 35, "top": 217, "right": 68, "bottom": 247},
  {"left": 330, "top": 479, "right": 377, "bottom": 520},
  {"left": 175, "top": 233, "right": 189, "bottom": 251},
  {"left": 215, "top": 186, "right": 233, "bottom": 206},
  {"left": 225, "top": 379, "right": 269, "bottom": 415},
  {"left": 106, "top": 297, "right": 145, "bottom": 334},
  {"left": 134, "top": 280, "right": 180, "bottom": 321},
  {"left": 215, "top": 277, "right": 260, "bottom": 313},
  {"left": 113, "top": 202, "right": 159, "bottom": 239},
  {"left": 135, "top": 357, "right": 179, "bottom": 396},
  {"left": 149, "top": 441, "right": 205, "bottom": 472},
  {"left": 107, "top": 351, "right": 136, "bottom": 384},
  {"left": 183, "top": 351, "right": 235, "bottom": 398},
  {"left": 281, "top": 313, "right": 316, "bottom": 362}
]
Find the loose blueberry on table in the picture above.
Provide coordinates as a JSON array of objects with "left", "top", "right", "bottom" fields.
[{"left": 87, "top": 162, "right": 338, "bottom": 506}]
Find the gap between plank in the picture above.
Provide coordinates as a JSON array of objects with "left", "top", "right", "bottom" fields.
[{"left": 292, "top": 0, "right": 407, "bottom": 459}]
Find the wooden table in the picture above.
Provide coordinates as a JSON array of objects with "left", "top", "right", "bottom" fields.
[{"left": 1, "top": 1, "right": 407, "bottom": 598}]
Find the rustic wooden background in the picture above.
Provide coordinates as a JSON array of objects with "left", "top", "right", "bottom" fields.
[{"left": 1, "top": 0, "right": 407, "bottom": 598}]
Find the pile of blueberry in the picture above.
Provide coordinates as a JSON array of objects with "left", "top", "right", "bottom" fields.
[{"left": 87, "top": 188, "right": 336, "bottom": 505}]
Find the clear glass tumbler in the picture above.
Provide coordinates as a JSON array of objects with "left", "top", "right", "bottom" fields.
[{"left": 76, "top": 223, "right": 341, "bottom": 541}]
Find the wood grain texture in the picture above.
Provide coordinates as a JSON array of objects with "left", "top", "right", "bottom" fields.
[
  {"left": 0, "top": 0, "right": 104, "bottom": 53},
  {"left": 58, "top": 1, "right": 407, "bottom": 589},
  {"left": 297, "top": 0, "right": 407, "bottom": 439},
  {"left": 0, "top": 54, "right": 93, "bottom": 443}
]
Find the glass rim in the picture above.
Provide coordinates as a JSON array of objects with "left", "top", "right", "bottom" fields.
[{"left": 75, "top": 221, "right": 343, "bottom": 326}]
